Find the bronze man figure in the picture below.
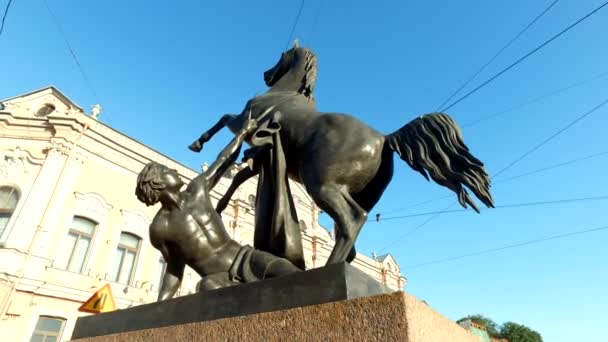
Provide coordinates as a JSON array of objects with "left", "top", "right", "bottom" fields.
[{"left": 136, "top": 119, "right": 300, "bottom": 301}]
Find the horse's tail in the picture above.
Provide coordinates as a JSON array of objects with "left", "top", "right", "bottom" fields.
[{"left": 385, "top": 112, "right": 494, "bottom": 212}]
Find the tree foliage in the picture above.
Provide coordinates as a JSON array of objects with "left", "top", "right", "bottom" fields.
[
  {"left": 500, "top": 322, "right": 543, "bottom": 342},
  {"left": 457, "top": 315, "right": 543, "bottom": 341},
  {"left": 457, "top": 314, "right": 500, "bottom": 337}
]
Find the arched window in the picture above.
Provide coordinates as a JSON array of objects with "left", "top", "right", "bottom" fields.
[
  {"left": 248, "top": 194, "right": 256, "bottom": 208},
  {"left": 55, "top": 216, "right": 97, "bottom": 273},
  {"left": 109, "top": 232, "right": 141, "bottom": 285},
  {"left": 30, "top": 315, "right": 66, "bottom": 342},
  {"left": 299, "top": 220, "right": 307, "bottom": 231},
  {"left": 0, "top": 186, "right": 20, "bottom": 238}
]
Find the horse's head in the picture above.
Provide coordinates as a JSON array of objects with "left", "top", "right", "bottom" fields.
[{"left": 264, "top": 41, "right": 317, "bottom": 101}]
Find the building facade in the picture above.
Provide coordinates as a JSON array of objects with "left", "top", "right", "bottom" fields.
[{"left": 0, "top": 87, "right": 405, "bottom": 341}]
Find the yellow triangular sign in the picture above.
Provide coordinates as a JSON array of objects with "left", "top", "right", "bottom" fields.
[{"left": 78, "top": 284, "right": 116, "bottom": 314}]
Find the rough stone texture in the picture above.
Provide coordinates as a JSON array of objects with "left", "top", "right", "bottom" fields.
[
  {"left": 71, "top": 292, "right": 480, "bottom": 342},
  {"left": 71, "top": 263, "right": 390, "bottom": 339}
]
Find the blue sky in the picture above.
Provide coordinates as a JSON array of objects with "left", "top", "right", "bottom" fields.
[{"left": 2, "top": 1, "right": 607, "bottom": 340}]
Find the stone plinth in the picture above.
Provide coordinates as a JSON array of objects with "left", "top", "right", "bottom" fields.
[
  {"left": 71, "top": 292, "right": 480, "bottom": 342},
  {"left": 72, "top": 263, "right": 391, "bottom": 340}
]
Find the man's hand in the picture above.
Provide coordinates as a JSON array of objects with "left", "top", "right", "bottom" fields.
[{"left": 243, "top": 119, "right": 258, "bottom": 135}]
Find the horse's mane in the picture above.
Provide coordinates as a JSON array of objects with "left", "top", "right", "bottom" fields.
[{"left": 299, "top": 49, "right": 317, "bottom": 103}]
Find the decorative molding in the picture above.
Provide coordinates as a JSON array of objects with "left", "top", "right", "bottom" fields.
[
  {"left": 119, "top": 209, "right": 151, "bottom": 237},
  {"left": 0, "top": 147, "right": 44, "bottom": 181},
  {"left": 47, "top": 139, "right": 74, "bottom": 157},
  {"left": 73, "top": 192, "right": 113, "bottom": 223}
]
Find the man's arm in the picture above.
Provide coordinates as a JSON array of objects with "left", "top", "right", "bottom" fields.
[
  {"left": 158, "top": 256, "right": 185, "bottom": 301},
  {"left": 152, "top": 236, "right": 186, "bottom": 301},
  {"left": 203, "top": 119, "right": 258, "bottom": 189},
  {"left": 215, "top": 166, "right": 259, "bottom": 215}
]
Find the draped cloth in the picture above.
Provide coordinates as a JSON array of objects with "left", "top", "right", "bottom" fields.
[{"left": 244, "top": 115, "right": 305, "bottom": 270}]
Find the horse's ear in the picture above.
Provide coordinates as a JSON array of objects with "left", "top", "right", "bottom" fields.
[{"left": 293, "top": 39, "right": 299, "bottom": 49}]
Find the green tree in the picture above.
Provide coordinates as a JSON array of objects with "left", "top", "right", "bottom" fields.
[
  {"left": 457, "top": 314, "right": 500, "bottom": 338},
  {"left": 500, "top": 322, "right": 543, "bottom": 342}
]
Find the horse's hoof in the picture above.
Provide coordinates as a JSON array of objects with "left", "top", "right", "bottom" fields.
[{"left": 188, "top": 141, "right": 202, "bottom": 152}]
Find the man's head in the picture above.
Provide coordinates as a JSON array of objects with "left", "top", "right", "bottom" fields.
[{"left": 136, "top": 162, "right": 183, "bottom": 206}]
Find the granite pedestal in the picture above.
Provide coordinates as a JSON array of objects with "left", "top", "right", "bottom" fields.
[{"left": 71, "top": 263, "right": 391, "bottom": 340}]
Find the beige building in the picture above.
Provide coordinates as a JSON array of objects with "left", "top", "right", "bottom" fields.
[{"left": 0, "top": 87, "right": 405, "bottom": 341}]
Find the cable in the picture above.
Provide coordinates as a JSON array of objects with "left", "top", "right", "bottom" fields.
[
  {"left": 378, "top": 195, "right": 608, "bottom": 222},
  {"left": 307, "top": 0, "right": 323, "bottom": 46},
  {"left": 435, "top": 0, "right": 560, "bottom": 112},
  {"left": 379, "top": 201, "right": 456, "bottom": 253},
  {"left": 462, "top": 70, "right": 608, "bottom": 128},
  {"left": 405, "top": 224, "right": 608, "bottom": 270},
  {"left": 378, "top": 149, "right": 608, "bottom": 216},
  {"left": 499, "top": 151, "right": 608, "bottom": 182},
  {"left": 492, "top": 96, "right": 608, "bottom": 179},
  {"left": 285, "top": 0, "right": 306, "bottom": 49},
  {"left": 441, "top": 0, "right": 608, "bottom": 112},
  {"left": 42, "top": 0, "right": 99, "bottom": 103},
  {"left": 0, "top": 0, "right": 13, "bottom": 37}
]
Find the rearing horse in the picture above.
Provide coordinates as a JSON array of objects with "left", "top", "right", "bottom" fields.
[{"left": 189, "top": 43, "right": 494, "bottom": 265}]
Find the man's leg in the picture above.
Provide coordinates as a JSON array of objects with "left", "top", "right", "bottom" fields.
[
  {"left": 249, "top": 249, "right": 302, "bottom": 279},
  {"left": 197, "top": 273, "right": 236, "bottom": 292}
]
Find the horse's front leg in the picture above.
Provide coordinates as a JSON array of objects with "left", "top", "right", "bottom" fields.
[{"left": 188, "top": 114, "right": 235, "bottom": 152}]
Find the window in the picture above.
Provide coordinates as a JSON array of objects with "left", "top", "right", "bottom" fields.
[
  {"left": 153, "top": 256, "right": 167, "bottom": 291},
  {"left": 35, "top": 104, "right": 56, "bottom": 117},
  {"left": 55, "top": 216, "right": 96, "bottom": 273},
  {"left": 299, "top": 220, "right": 307, "bottom": 231},
  {"left": 109, "top": 232, "right": 141, "bottom": 285},
  {"left": 30, "top": 316, "right": 66, "bottom": 342},
  {"left": 248, "top": 194, "right": 256, "bottom": 207},
  {"left": 0, "top": 186, "right": 19, "bottom": 238}
]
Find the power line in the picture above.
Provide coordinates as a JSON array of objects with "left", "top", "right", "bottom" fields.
[
  {"left": 499, "top": 151, "right": 608, "bottom": 182},
  {"left": 405, "top": 224, "right": 608, "bottom": 270},
  {"left": 0, "top": 0, "right": 13, "bottom": 37},
  {"left": 378, "top": 149, "right": 608, "bottom": 216},
  {"left": 462, "top": 70, "right": 608, "bottom": 128},
  {"left": 441, "top": 0, "right": 608, "bottom": 112},
  {"left": 379, "top": 70, "right": 608, "bottom": 217},
  {"left": 435, "top": 0, "right": 560, "bottom": 112},
  {"left": 492, "top": 96, "right": 608, "bottom": 178},
  {"left": 42, "top": 0, "right": 99, "bottom": 103},
  {"left": 306, "top": 0, "right": 323, "bottom": 46},
  {"left": 378, "top": 94, "right": 608, "bottom": 248},
  {"left": 378, "top": 195, "right": 608, "bottom": 222},
  {"left": 285, "top": 0, "right": 306, "bottom": 49},
  {"left": 379, "top": 201, "right": 456, "bottom": 253}
]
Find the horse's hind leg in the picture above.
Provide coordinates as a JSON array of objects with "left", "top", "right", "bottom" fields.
[{"left": 308, "top": 183, "right": 368, "bottom": 265}]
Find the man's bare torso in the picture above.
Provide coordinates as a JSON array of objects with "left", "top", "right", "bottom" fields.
[{"left": 150, "top": 184, "right": 240, "bottom": 276}]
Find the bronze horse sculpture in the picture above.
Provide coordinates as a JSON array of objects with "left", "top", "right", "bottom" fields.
[{"left": 189, "top": 43, "right": 494, "bottom": 265}]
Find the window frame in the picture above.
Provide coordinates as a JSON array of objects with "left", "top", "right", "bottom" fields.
[
  {"left": 58, "top": 216, "right": 97, "bottom": 274},
  {"left": 112, "top": 232, "right": 141, "bottom": 285},
  {"left": 29, "top": 315, "right": 66, "bottom": 342},
  {"left": 0, "top": 185, "right": 20, "bottom": 239}
]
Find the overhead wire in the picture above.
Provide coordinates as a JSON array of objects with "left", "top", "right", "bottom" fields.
[
  {"left": 378, "top": 194, "right": 608, "bottom": 222},
  {"left": 284, "top": 0, "right": 306, "bottom": 49},
  {"left": 492, "top": 96, "right": 608, "bottom": 178},
  {"left": 42, "top": 0, "right": 99, "bottom": 103},
  {"left": 435, "top": 0, "right": 560, "bottom": 112},
  {"left": 441, "top": 0, "right": 608, "bottom": 112},
  {"left": 405, "top": 224, "right": 608, "bottom": 270},
  {"left": 378, "top": 96, "right": 608, "bottom": 251},
  {"left": 378, "top": 148, "right": 608, "bottom": 217},
  {"left": 0, "top": 0, "right": 13, "bottom": 37},
  {"left": 462, "top": 70, "right": 608, "bottom": 128}
]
